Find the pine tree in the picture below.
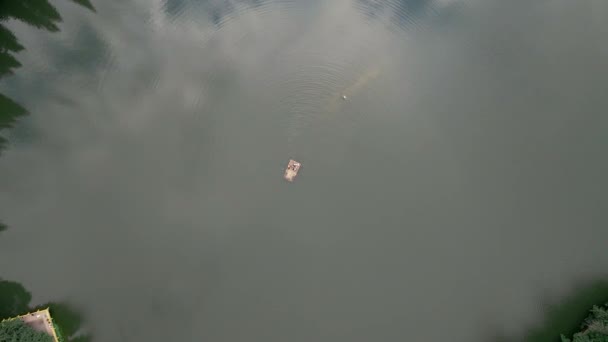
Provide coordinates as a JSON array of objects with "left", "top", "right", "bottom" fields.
[
  {"left": 562, "top": 304, "right": 608, "bottom": 342},
  {"left": 0, "top": 319, "right": 53, "bottom": 342}
]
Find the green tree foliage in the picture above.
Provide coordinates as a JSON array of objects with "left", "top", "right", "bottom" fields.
[
  {"left": 0, "top": 319, "right": 53, "bottom": 342},
  {"left": 562, "top": 304, "right": 608, "bottom": 342},
  {"left": 491, "top": 281, "right": 608, "bottom": 342},
  {"left": 0, "top": 3, "right": 29, "bottom": 153},
  {"left": 0, "top": 0, "right": 96, "bottom": 154},
  {"left": 525, "top": 282, "right": 608, "bottom": 342},
  {"left": 32, "top": 303, "right": 92, "bottom": 342},
  {"left": 0, "top": 0, "right": 62, "bottom": 32},
  {"left": 0, "top": 6, "right": 93, "bottom": 342},
  {"left": 0, "top": 24, "right": 23, "bottom": 77},
  {"left": 0, "top": 280, "right": 92, "bottom": 342}
]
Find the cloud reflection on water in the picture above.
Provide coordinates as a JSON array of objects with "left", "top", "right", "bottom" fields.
[{"left": 0, "top": 0, "right": 607, "bottom": 341}]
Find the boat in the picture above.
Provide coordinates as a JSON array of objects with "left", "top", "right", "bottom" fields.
[{"left": 284, "top": 159, "right": 301, "bottom": 182}]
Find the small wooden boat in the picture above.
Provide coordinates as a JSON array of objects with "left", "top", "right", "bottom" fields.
[{"left": 284, "top": 159, "right": 301, "bottom": 182}]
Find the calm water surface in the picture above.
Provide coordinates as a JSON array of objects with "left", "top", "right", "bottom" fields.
[{"left": 1, "top": 0, "right": 608, "bottom": 341}]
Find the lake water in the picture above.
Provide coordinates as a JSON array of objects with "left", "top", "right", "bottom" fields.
[{"left": 1, "top": 0, "right": 607, "bottom": 341}]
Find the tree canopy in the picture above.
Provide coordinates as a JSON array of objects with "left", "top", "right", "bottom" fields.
[
  {"left": 562, "top": 304, "right": 608, "bottom": 342},
  {"left": 0, "top": 280, "right": 91, "bottom": 342},
  {"left": 0, "top": 319, "right": 54, "bottom": 342},
  {"left": 0, "top": 0, "right": 96, "bottom": 155}
]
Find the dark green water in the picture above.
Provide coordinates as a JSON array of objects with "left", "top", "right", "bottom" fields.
[{"left": 1, "top": 0, "right": 607, "bottom": 341}]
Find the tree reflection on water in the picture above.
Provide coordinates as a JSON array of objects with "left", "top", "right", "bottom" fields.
[
  {"left": 0, "top": 279, "right": 93, "bottom": 342},
  {"left": 0, "top": 0, "right": 95, "bottom": 153},
  {"left": 0, "top": 1, "right": 95, "bottom": 341}
]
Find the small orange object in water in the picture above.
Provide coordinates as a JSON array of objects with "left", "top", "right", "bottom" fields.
[{"left": 284, "top": 159, "right": 301, "bottom": 182}]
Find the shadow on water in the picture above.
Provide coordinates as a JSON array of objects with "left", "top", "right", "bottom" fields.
[
  {"left": 0, "top": 1, "right": 95, "bottom": 340},
  {"left": 0, "top": 280, "right": 92, "bottom": 341},
  {"left": 0, "top": 279, "right": 31, "bottom": 318},
  {"left": 32, "top": 302, "right": 92, "bottom": 342},
  {"left": 491, "top": 280, "right": 608, "bottom": 342},
  {"left": 0, "top": 0, "right": 96, "bottom": 154},
  {"left": 0, "top": 93, "right": 27, "bottom": 152},
  {"left": 0, "top": 0, "right": 62, "bottom": 32}
]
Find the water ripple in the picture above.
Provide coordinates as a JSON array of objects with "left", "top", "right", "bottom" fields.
[{"left": 354, "top": 0, "right": 466, "bottom": 32}]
